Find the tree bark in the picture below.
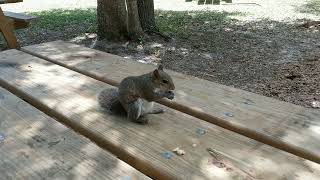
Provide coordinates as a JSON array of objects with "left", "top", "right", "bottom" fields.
[
  {"left": 97, "top": 0, "right": 128, "bottom": 41},
  {"left": 127, "top": 0, "right": 144, "bottom": 40},
  {"left": 137, "top": 0, "right": 157, "bottom": 32}
]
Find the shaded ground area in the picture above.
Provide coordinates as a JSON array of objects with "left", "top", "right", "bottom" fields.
[{"left": 1, "top": 0, "right": 320, "bottom": 108}]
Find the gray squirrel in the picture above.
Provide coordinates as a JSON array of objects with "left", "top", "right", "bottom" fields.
[{"left": 97, "top": 65, "right": 175, "bottom": 124}]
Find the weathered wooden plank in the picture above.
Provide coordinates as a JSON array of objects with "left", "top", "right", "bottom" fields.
[
  {"left": 0, "top": 87, "right": 150, "bottom": 180},
  {"left": 0, "top": 7, "right": 20, "bottom": 48},
  {"left": 1, "top": 50, "right": 320, "bottom": 179},
  {"left": 0, "top": 0, "right": 23, "bottom": 4},
  {"left": 22, "top": 41, "right": 320, "bottom": 163},
  {"left": 4, "top": 11, "right": 37, "bottom": 22},
  {"left": 3, "top": 11, "right": 37, "bottom": 29}
]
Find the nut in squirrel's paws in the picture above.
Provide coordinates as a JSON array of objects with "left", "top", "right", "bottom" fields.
[{"left": 166, "top": 91, "right": 175, "bottom": 100}]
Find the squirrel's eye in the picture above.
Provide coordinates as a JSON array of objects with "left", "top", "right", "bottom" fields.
[{"left": 162, "top": 80, "right": 168, "bottom": 84}]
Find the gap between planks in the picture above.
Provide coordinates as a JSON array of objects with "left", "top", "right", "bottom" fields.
[{"left": 19, "top": 47, "right": 320, "bottom": 164}]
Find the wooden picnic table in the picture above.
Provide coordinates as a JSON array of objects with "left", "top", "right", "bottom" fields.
[
  {"left": 0, "top": 0, "right": 35, "bottom": 49},
  {"left": 0, "top": 0, "right": 23, "bottom": 4},
  {"left": 0, "top": 41, "right": 319, "bottom": 179}
]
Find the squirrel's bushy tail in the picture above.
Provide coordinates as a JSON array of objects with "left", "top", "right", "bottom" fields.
[{"left": 97, "top": 88, "right": 126, "bottom": 116}]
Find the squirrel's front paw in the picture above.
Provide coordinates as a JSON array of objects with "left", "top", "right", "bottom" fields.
[{"left": 165, "top": 91, "right": 175, "bottom": 100}]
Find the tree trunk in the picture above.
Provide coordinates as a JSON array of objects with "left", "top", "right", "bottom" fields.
[
  {"left": 137, "top": 0, "right": 157, "bottom": 32},
  {"left": 97, "top": 0, "right": 146, "bottom": 41},
  {"left": 97, "top": 0, "right": 128, "bottom": 41},
  {"left": 127, "top": 0, "right": 144, "bottom": 40},
  {"left": 205, "top": 0, "right": 213, "bottom": 4}
]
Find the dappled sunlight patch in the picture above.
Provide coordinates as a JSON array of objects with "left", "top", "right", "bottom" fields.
[
  {"left": 80, "top": 142, "right": 102, "bottom": 157},
  {"left": 246, "top": 155, "right": 277, "bottom": 173},
  {"left": 190, "top": 105, "right": 205, "bottom": 113},
  {"left": 63, "top": 50, "right": 100, "bottom": 60},
  {"left": 70, "top": 33, "right": 97, "bottom": 44},
  {"left": 18, "top": 62, "right": 86, "bottom": 88},
  {"left": 55, "top": 95, "right": 96, "bottom": 115},
  {"left": 150, "top": 42, "right": 164, "bottom": 48},
  {"left": 198, "top": 156, "right": 233, "bottom": 179},
  {"left": 73, "top": 159, "right": 97, "bottom": 177},
  {"left": 155, "top": 10, "right": 245, "bottom": 38},
  {"left": 29, "top": 157, "right": 56, "bottom": 174},
  {"left": 240, "top": 151, "right": 320, "bottom": 178},
  {"left": 19, "top": 121, "right": 44, "bottom": 140},
  {"left": 79, "top": 112, "right": 101, "bottom": 127},
  {"left": 175, "top": 90, "right": 187, "bottom": 98},
  {"left": 138, "top": 56, "right": 160, "bottom": 65},
  {"left": 310, "top": 125, "right": 320, "bottom": 135},
  {"left": 294, "top": 171, "right": 317, "bottom": 180},
  {"left": 282, "top": 128, "right": 312, "bottom": 147}
]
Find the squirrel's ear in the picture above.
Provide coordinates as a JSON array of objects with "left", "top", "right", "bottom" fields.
[
  {"left": 153, "top": 69, "right": 160, "bottom": 79},
  {"left": 158, "top": 64, "right": 164, "bottom": 71}
]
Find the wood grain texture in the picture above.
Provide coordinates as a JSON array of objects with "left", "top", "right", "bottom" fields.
[
  {"left": 22, "top": 41, "right": 320, "bottom": 163},
  {"left": 0, "top": 0, "right": 22, "bottom": 4},
  {"left": 3, "top": 11, "right": 37, "bottom": 29},
  {"left": 1, "top": 50, "right": 320, "bottom": 180},
  {"left": 3, "top": 11, "right": 37, "bottom": 22},
  {"left": 10, "top": 20, "right": 29, "bottom": 29},
  {"left": 0, "top": 87, "right": 150, "bottom": 180},
  {"left": 0, "top": 7, "right": 19, "bottom": 49}
]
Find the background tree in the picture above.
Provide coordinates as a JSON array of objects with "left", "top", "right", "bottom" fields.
[
  {"left": 137, "top": 0, "right": 157, "bottom": 32},
  {"left": 97, "top": 0, "right": 157, "bottom": 41},
  {"left": 97, "top": 0, "right": 128, "bottom": 41}
]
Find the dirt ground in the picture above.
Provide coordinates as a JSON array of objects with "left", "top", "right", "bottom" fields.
[
  {"left": 1, "top": 0, "right": 320, "bottom": 108},
  {"left": 90, "top": 19, "right": 320, "bottom": 109}
]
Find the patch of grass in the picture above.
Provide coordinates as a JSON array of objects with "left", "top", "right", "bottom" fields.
[
  {"left": 155, "top": 10, "right": 245, "bottom": 38},
  {"left": 29, "top": 8, "right": 97, "bottom": 32},
  {"left": 24, "top": 8, "right": 245, "bottom": 40},
  {"left": 299, "top": 0, "right": 320, "bottom": 15},
  {"left": 5, "top": 8, "right": 246, "bottom": 46}
]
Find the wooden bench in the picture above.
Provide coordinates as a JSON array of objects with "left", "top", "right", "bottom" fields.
[
  {"left": 0, "top": 44, "right": 319, "bottom": 179},
  {"left": 0, "top": 0, "right": 23, "bottom": 3},
  {"left": 0, "top": 0, "right": 37, "bottom": 49},
  {"left": 3, "top": 11, "right": 36, "bottom": 29},
  {"left": 0, "top": 87, "right": 149, "bottom": 179}
]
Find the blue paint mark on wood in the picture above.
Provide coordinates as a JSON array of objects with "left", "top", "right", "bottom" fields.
[
  {"left": 243, "top": 99, "right": 254, "bottom": 105},
  {"left": 196, "top": 128, "right": 206, "bottom": 135},
  {"left": 122, "top": 176, "right": 131, "bottom": 180},
  {"left": 161, "top": 152, "right": 174, "bottom": 159},
  {"left": 224, "top": 112, "right": 234, "bottom": 117},
  {"left": 0, "top": 133, "right": 5, "bottom": 143}
]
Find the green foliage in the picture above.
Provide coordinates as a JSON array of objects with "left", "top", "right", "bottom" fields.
[
  {"left": 155, "top": 10, "right": 245, "bottom": 38},
  {"left": 22, "top": 8, "right": 245, "bottom": 41},
  {"left": 299, "top": 0, "right": 320, "bottom": 15},
  {"left": 29, "top": 8, "right": 97, "bottom": 32}
]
